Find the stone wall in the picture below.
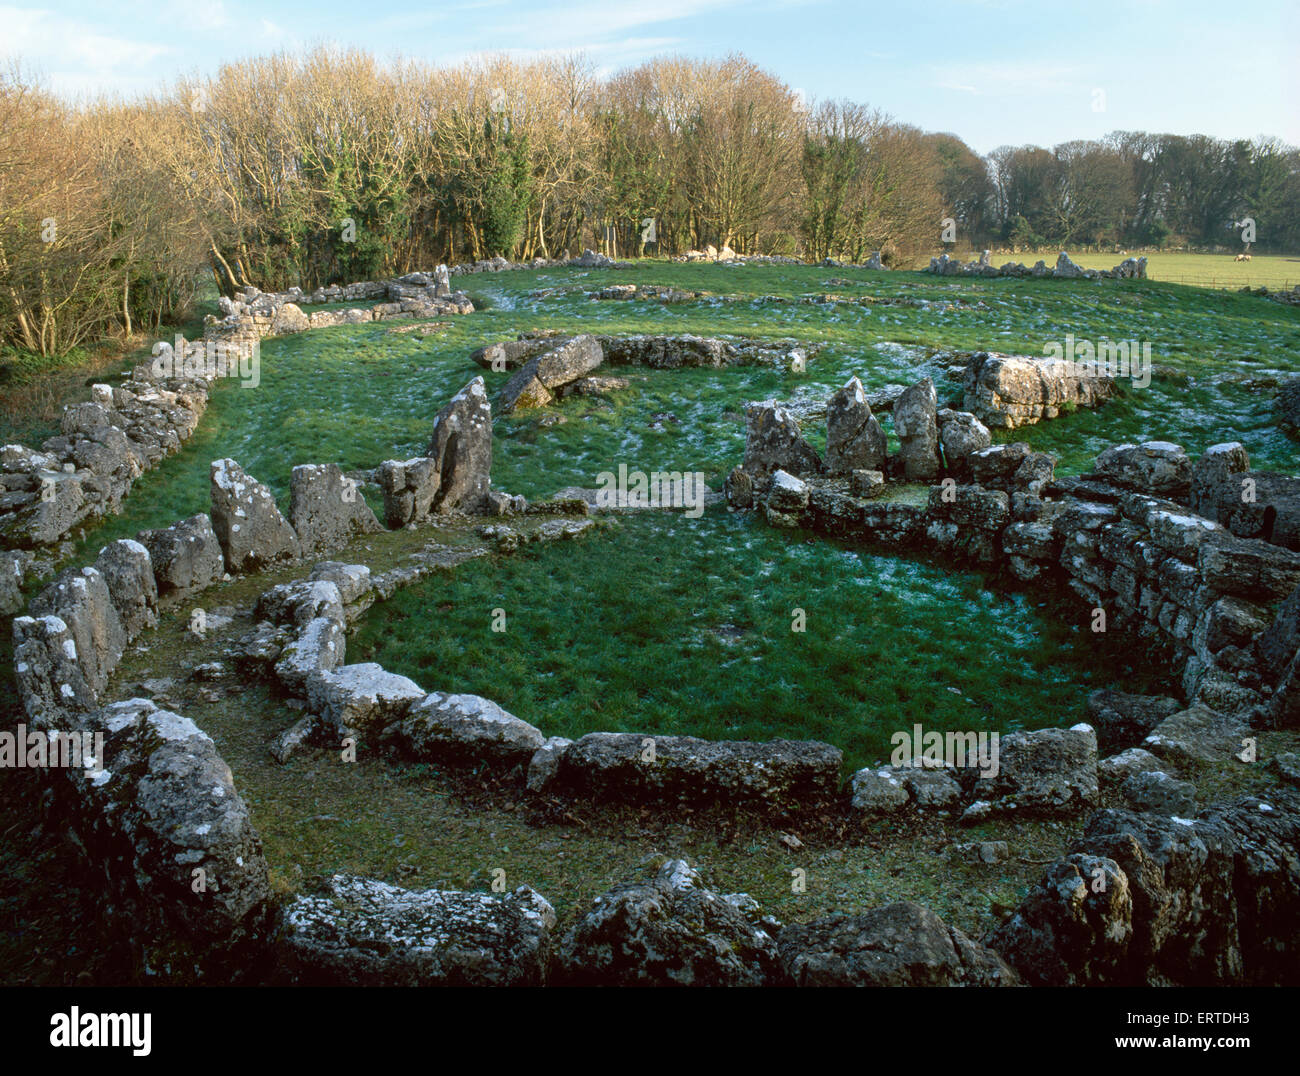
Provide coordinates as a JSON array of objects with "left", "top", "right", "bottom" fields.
[
  {"left": 472, "top": 331, "right": 816, "bottom": 417},
  {"left": 203, "top": 270, "right": 474, "bottom": 350},
  {"left": 6, "top": 374, "right": 516, "bottom": 974},
  {"left": 7, "top": 358, "right": 1299, "bottom": 985},
  {"left": 203, "top": 248, "right": 634, "bottom": 348},
  {"left": 1, "top": 364, "right": 214, "bottom": 608},
  {"left": 962, "top": 351, "right": 1117, "bottom": 429},
  {"left": 730, "top": 379, "right": 1300, "bottom": 740},
  {"left": 927, "top": 249, "right": 1148, "bottom": 280}
]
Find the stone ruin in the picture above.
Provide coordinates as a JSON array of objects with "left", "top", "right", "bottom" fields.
[
  {"left": 203, "top": 268, "right": 474, "bottom": 352},
  {"left": 6, "top": 269, "right": 1300, "bottom": 986},
  {"left": 1, "top": 362, "right": 214, "bottom": 611},
  {"left": 819, "top": 252, "right": 889, "bottom": 271},
  {"left": 471, "top": 332, "right": 817, "bottom": 415},
  {"left": 0, "top": 255, "right": 647, "bottom": 601},
  {"left": 962, "top": 350, "right": 1118, "bottom": 428},
  {"left": 727, "top": 375, "right": 1300, "bottom": 730},
  {"left": 927, "top": 249, "right": 1148, "bottom": 281},
  {"left": 672, "top": 245, "right": 804, "bottom": 266},
  {"left": 9, "top": 341, "right": 1300, "bottom": 986},
  {"left": 589, "top": 283, "right": 710, "bottom": 303},
  {"left": 1241, "top": 283, "right": 1300, "bottom": 307}
]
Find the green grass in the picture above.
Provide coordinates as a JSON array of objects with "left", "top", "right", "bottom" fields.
[
  {"left": 6, "top": 258, "right": 1299, "bottom": 982},
  {"left": 969, "top": 249, "right": 1300, "bottom": 291},
  {"left": 348, "top": 508, "right": 1170, "bottom": 771},
  {"left": 47, "top": 260, "right": 1298, "bottom": 569}
]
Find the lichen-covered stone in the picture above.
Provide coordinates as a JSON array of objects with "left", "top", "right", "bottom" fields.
[
  {"left": 29, "top": 566, "right": 126, "bottom": 696},
  {"left": 424, "top": 377, "right": 494, "bottom": 514},
  {"left": 556, "top": 860, "right": 778, "bottom": 987},
  {"left": 985, "top": 725, "right": 1098, "bottom": 814},
  {"left": 210, "top": 458, "right": 300, "bottom": 573},
  {"left": 988, "top": 854, "right": 1133, "bottom": 986},
  {"left": 892, "top": 378, "right": 940, "bottom": 480},
  {"left": 12, "top": 613, "right": 98, "bottom": 717},
  {"left": 384, "top": 692, "right": 545, "bottom": 768},
  {"left": 741, "top": 400, "right": 823, "bottom": 479},
  {"left": 779, "top": 902, "right": 1019, "bottom": 986},
  {"left": 275, "top": 616, "right": 346, "bottom": 692},
  {"left": 280, "top": 874, "right": 555, "bottom": 986},
  {"left": 849, "top": 767, "right": 910, "bottom": 813},
  {"left": 69, "top": 698, "right": 273, "bottom": 969},
  {"left": 137, "top": 513, "right": 225, "bottom": 596},
  {"left": 94, "top": 538, "right": 157, "bottom": 638},
  {"left": 826, "top": 376, "right": 887, "bottom": 474},
  {"left": 552, "top": 732, "right": 842, "bottom": 813},
  {"left": 306, "top": 662, "right": 426, "bottom": 738},
  {"left": 288, "top": 463, "right": 381, "bottom": 555}
]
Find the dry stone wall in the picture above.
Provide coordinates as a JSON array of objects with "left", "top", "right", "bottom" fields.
[
  {"left": 0, "top": 366, "right": 213, "bottom": 606},
  {"left": 7, "top": 343, "right": 1300, "bottom": 986},
  {"left": 6, "top": 372, "right": 521, "bottom": 975},
  {"left": 927, "top": 250, "right": 1148, "bottom": 280},
  {"left": 730, "top": 379, "right": 1300, "bottom": 747}
]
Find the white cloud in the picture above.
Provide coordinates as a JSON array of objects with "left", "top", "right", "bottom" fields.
[
  {"left": 932, "top": 60, "right": 1087, "bottom": 98},
  {"left": 0, "top": 5, "right": 173, "bottom": 95},
  {"left": 192, "top": 1, "right": 231, "bottom": 31}
]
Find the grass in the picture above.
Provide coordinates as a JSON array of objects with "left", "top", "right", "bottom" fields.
[
  {"left": 34, "top": 258, "right": 1298, "bottom": 573},
  {"left": 2, "top": 256, "right": 1298, "bottom": 984},
  {"left": 965, "top": 249, "right": 1300, "bottom": 291},
  {"left": 349, "top": 507, "right": 1172, "bottom": 771}
]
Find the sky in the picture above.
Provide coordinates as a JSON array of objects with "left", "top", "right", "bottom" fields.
[{"left": 3, "top": 0, "right": 1297, "bottom": 154}]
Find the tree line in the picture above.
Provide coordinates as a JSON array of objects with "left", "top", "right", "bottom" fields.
[{"left": 2, "top": 48, "right": 1297, "bottom": 355}]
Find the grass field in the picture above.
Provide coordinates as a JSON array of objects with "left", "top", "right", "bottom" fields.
[
  {"left": 3, "top": 256, "right": 1299, "bottom": 984},
  {"left": 349, "top": 509, "right": 1169, "bottom": 771},
  {"left": 14, "top": 258, "right": 1294, "bottom": 563},
  {"left": 955, "top": 249, "right": 1300, "bottom": 291},
  {"left": 9, "top": 254, "right": 1289, "bottom": 759}
]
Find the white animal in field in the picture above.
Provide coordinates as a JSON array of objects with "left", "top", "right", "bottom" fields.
[{"left": 1235, "top": 253, "right": 1252, "bottom": 262}]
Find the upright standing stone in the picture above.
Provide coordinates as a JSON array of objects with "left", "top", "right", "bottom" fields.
[
  {"left": 741, "top": 401, "right": 823, "bottom": 479},
  {"left": 210, "top": 459, "right": 301, "bottom": 574},
  {"left": 937, "top": 409, "right": 991, "bottom": 475},
  {"left": 12, "top": 613, "right": 98, "bottom": 716},
  {"left": 137, "top": 514, "right": 225, "bottom": 595},
  {"left": 29, "top": 567, "right": 126, "bottom": 696},
  {"left": 893, "top": 379, "right": 940, "bottom": 480},
  {"left": 1189, "top": 442, "right": 1250, "bottom": 521},
  {"left": 826, "top": 376, "right": 887, "bottom": 475},
  {"left": 426, "top": 377, "right": 494, "bottom": 514},
  {"left": 94, "top": 539, "right": 158, "bottom": 639},
  {"left": 289, "top": 463, "right": 381, "bottom": 555}
]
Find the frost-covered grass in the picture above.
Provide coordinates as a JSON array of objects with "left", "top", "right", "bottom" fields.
[
  {"left": 4, "top": 261, "right": 1297, "bottom": 983},
  {"left": 349, "top": 508, "right": 1170, "bottom": 770},
  {"left": 60, "top": 260, "right": 1300, "bottom": 564}
]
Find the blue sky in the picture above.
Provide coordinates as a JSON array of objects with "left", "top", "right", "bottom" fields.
[{"left": 4, "top": 0, "right": 1297, "bottom": 154}]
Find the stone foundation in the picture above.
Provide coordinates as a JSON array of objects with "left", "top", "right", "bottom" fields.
[{"left": 8, "top": 350, "right": 1300, "bottom": 986}]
